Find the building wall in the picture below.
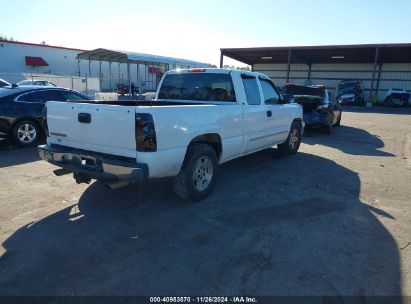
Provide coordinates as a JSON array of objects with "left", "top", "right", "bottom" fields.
[
  {"left": 0, "top": 41, "right": 198, "bottom": 93},
  {"left": 254, "top": 62, "right": 411, "bottom": 101}
]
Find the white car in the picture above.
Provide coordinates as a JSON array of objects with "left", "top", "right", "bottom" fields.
[
  {"left": 39, "top": 68, "right": 304, "bottom": 201},
  {"left": 384, "top": 89, "right": 410, "bottom": 107},
  {"left": 17, "top": 80, "right": 57, "bottom": 87}
]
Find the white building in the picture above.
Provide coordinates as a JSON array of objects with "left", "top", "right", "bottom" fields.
[{"left": 0, "top": 39, "right": 208, "bottom": 95}]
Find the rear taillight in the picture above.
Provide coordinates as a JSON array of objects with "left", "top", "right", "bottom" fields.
[
  {"left": 316, "top": 103, "right": 330, "bottom": 113},
  {"left": 188, "top": 68, "right": 205, "bottom": 73},
  {"left": 135, "top": 113, "right": 157, "bottom": 152},
  {"left": 42, "top": 106, "right": 49, "bottom": 137}
]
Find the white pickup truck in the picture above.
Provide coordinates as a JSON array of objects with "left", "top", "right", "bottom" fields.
[{"left": 39, "top": 69, "right": 303, "bottom": 201}]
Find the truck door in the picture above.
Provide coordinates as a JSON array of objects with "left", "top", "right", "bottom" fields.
[
  {"left": 258, "top": 77, "right": 290, "bottom": 145},
  {"left": 241, "top": 74, "right": 272, "bottom": 153}
]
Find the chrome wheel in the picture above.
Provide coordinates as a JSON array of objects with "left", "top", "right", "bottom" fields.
[
  {"left": 288, "top": 128, "right": 299, "bottom": 150},
  {"left": 192, "top": 156, "right": 213, "bottom": 191},
  {"left": 17, "top": 123, "right": 37, "bottom": 144}
]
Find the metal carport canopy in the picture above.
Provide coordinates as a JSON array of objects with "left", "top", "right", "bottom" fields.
[
  {"left": 220, "top": 43, "right": 411, "bottom": 65},
  {"left": 77, "top": 48, "right": 208, "bottom": 67}
]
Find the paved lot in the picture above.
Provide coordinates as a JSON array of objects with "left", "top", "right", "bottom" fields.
[{"left": 0, "top": 107, "right": 410, "bottom": 296}]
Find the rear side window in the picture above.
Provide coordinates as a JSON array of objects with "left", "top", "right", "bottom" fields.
[
  {"left": 63, "top": 91, "right": 88, "bottom": 101},
  {"left": 18, "top": 91, "right": 47, "bottom": 103},
  {"left": 242, "top": 77, "right": 261, "bottom": 105},
  {"left": 158, "top": 73, "right": 236, "bottom": 102},
  {"left": 260, "top": 79, "right": 280, "bottom": 104},
  {"left": 18, "top": 90, "right": 65, "bottom": 103}
]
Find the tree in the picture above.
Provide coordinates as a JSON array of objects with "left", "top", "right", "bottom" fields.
[
  {"left": 223, "top": 65, "right": 250, "bottom": 71},
  {"left": 0, "top": 35, "right": 18, "bottom": 42}
]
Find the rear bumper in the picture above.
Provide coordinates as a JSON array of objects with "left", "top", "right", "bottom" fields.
[
  {"left": 303, "top": 112, "right": 329, "bottom": 126},
  {"left": 38, "top": 144, "right": 148, "bottom": 183}
]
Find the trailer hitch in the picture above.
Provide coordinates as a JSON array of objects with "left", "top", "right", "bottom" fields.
[{"left": 73, "top": 172, "right": 91, "bottom": 184}]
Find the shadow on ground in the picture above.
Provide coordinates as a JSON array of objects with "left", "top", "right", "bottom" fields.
[
  {"left": 0, "top": 150, "right": 402, "bottom": 298},
  {"left": 0, "top": 139, "right": 40, "bottom": 168},
  {"left": 303, "top": 125, "right": 395, "bottom": 157}
]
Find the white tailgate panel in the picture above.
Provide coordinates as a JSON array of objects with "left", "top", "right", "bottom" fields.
[{"left": 47, "top": 101, "right": 136, "bottom": 157}]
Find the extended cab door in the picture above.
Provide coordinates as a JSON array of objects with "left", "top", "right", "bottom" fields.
[
  {"left": 241, "top": 74, "right": 272, "bottom": 153},
  {"left": 258, "top": 77, "right": 291, "bottom": 145}
]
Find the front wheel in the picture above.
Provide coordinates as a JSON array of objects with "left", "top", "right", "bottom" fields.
[
  {"left": 277, "top": 121, "right": 302, "bottom": 155},
  {"left": 172, "top": 143, "right": 218, "bottom": 201}
]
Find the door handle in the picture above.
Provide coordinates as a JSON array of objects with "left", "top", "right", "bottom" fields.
[
  {"left": 78, "top": 113, "right": 91, "bottom": 123},
  {"left": 266, "top": 110, "right": 272, "bottom": 117}
]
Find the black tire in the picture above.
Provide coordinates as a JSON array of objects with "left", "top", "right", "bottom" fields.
[
  {"left": 172, "top": 143, "right": 219, "bottom": 201},
  {"left": 335, "top": 112, "right": 342, "bottom": 126},
  {"left": 277, "top": 121, "right": 302, "bottom": 155},
  {"left": 323, "top": 123, "right": 332, "bottom": 134},
  {"left": 12, "top": 120, "right": 40, "bottom": 147},
  {"left": 399, "top": 99, "right": 406, "bottom": 107}
]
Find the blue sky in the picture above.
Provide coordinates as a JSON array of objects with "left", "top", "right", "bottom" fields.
[{"left": 1, "top": 0, "right": 410, "bottom": 66}]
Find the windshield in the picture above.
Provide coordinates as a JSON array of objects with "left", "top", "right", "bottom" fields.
[
  {"left": 283, "top": 85, "right": 324, "bottom": 97},
  {"left": 0, "top": 79, "right": 11, "bottom": 87},
  {"left": 158, "top": 73, "right": 236, "bottom": 102},
  {"left": 337, "top": 82, "right": 357, "bottom": 95}
]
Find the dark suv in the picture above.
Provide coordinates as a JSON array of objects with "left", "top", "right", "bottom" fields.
[
  {"left": 0, "top": 86, "right": 91, "bottom": 146},
  {"left": 336, "top": 80, "right": 365, "bottom": 105}
]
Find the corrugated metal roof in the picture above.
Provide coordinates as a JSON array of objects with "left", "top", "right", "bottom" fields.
[
  {"left": 221, "top": 43, "right": 411, "bottom": 65},
  {"left": 77, "top": 48, "right": 208, "bottom": 67}
]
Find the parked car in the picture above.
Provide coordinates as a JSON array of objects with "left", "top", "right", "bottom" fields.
[
  {"left": 283, "top": 83, "right": 342, "bottom": 133},
  {"left": 39, "top": 68, "right": 304, "bottom": 201},
  {"left": 336, "top": 80, "right": 364, "bottom": 105},
  {"left": 0, "top": 78, "right": 11, "bottom": 87},
  {"left": 0, "top": 86, "right": 91, "bottom": 146},
  {"left": 383, "top": 89, "right": 410, "bottom": 107},
  {"left": 17, "top": 80, "right": 57, "bottom": 87}
]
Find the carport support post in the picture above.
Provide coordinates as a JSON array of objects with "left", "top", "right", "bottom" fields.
[
  {"left": 137, "top": 62, "right": 140, "bottom": 95},
  {"left": 77, "top": 59, "right": 81, "bottom": 77},
  {"left": 307, "top": 63, "right": 312, "bottom": 85},
  {"left": 99, "top": 61, "right": 102, "bottom": 92},
  {"left": 376, "top": 63, "right": 382, "bottom": 99},
  {"left": 286, "top": 49, "right": 292, "bottom": 83},
  {"left": 109, "top": 61, "right": 112, "bottom": 92},
  {"left": 369, "top": 47, "right": 380, "bottom": 107},
  {"left": 219, "top": 52, "right": 224, "bottom": 68},
  {"left": 127, "top": 60, "right": 132, "bottom": 99},
  {"left": 88, "top": 58, "right": 92, "bottom": 78}
]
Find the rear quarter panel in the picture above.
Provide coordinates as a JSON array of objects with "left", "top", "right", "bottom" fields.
[{"left": 137, "top": 104, "right": 244, "bottom": 177}]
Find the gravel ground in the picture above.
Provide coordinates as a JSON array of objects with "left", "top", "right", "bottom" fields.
[{"left": 0, "top": 106, "right": 410, "bottom": 297}]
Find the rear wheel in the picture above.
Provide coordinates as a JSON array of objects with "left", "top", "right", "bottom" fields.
[
  {"left": 12, "top": 120, "right": 40, "bottom": 147},
  {"left": 335, "top": 112, "right": 342, "bottom": 126},
  {"left": 278, "top": 121, "right": 302, "bottom": 155},
  {"left": 323, "top": 123, "right": 333, "bottom": 134},
  {"left": 172, "top": 143, "right": 218, "bottom": 201}
]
